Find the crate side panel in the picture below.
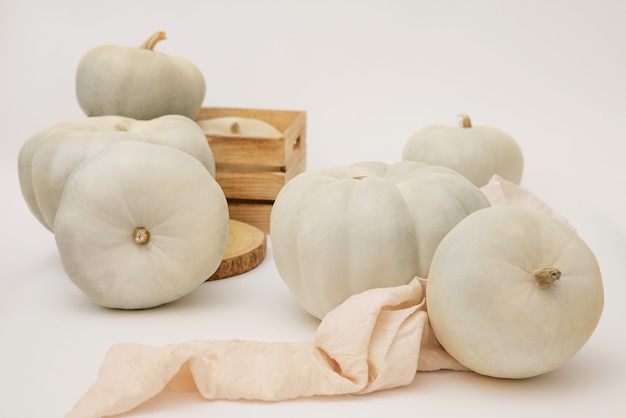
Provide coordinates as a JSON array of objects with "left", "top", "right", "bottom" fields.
[
  {"left": 285, "top": 145, "right": 307, "bottom": 182},
  {"left": 282, "top": 111, "right": 307, "bottom": 164}
]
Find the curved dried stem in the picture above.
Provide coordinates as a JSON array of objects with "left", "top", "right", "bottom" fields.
[{"left": 140, "top": 32, "right": 166, "bottom": 50}]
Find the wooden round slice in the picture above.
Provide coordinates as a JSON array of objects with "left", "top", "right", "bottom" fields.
[{"left": 207, "top": 219, "right": 267, "bottom": 281}]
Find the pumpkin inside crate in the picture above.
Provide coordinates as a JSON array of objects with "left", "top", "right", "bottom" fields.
[{"left": 196, "top": 107, "right": 307, "bottom": 233}]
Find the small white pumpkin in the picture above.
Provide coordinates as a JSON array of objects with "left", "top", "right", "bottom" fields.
[
  {"left": 197, "top": 116, "right": 283, "bottom": 139},
  {"left": 18, "top": 114, "right": 215, "bottom": 231},
  {"left": 76, "top": 31, "right": 206, "bottom": 120},
  {"left": 402, "top": 114, "right": 524, "bottom": 187},
  {"left": 54, "top": 140, "right": 229, "bottom": 309},
  {"left": 270, "top": 160, "right": 491, "bottom": 319},
  {"left": 426, "top": 206, "right": 604, "bottom": 379}
]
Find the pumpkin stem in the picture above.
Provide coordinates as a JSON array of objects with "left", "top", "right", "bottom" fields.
[
  {"left": 457, "top": 113, "right": 472, "bottom": 128},
  {"left": 133, "top": 227, "right": 150, "bottom": 245},
  {"left": 140, "top": 32, "right": 166, "bottom": 50},
  {"left": 533, "top": 268, "right": 561, "bottom": 288},
  {"left": 230, "top": 122, "right": 241, "bottom": 134}
]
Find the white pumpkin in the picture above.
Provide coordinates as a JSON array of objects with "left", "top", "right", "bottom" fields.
[
  {"left": 197, "top": 116, "right": 283, "bottom": 139},
  {"left": 426, "top": 206, "right": 604, "bottom": 379},
  {"left": 18, "top": 114, "right": 215, "bottom": 231},
  {"left": 402, "top": 114, "right": 524, "bottom": 187},
  {"left": 54, "top": 140, "right": 229, "bottom": 309},
  {"left": 270, "top": 160, "right": 491, "bottom": 319},
  {"left": 76, "top": 31, "right": 206, "bottom": 120}
]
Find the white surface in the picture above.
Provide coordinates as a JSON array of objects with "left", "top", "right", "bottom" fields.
[{"left": 1, "top": 1, "right": 625, "bottom": 417}]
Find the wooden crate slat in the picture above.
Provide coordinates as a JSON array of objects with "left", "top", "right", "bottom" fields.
[
  {"left": 217, "top": 170, "right": 286, "bottom": 201},
  {"left": 227, "top": 200, "right": 274, "bottom": 234},
  {"left": 210, "top": 136, "right": 287, "bottom": 167}
]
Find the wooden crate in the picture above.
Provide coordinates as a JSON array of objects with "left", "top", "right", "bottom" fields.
[{"left": 196, "top": 107, "right": 307, "bottom": 233}]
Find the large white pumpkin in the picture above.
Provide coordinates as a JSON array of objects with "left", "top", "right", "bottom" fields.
[
  {"left": 270, "top": 160, "right": 491, "bottom": 319},
  {"left": 17, "top": 114, "right": 215, "bottom": 231},
  {"left": 426, "top": 206, "right": 604, "bottom": 379},
  {"left": 54, "top": 140, "right": 229, "bottom": 309}
]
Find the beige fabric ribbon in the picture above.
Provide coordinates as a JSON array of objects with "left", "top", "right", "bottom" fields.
[
  {"left": 480, "top": 175, "right": 575, "bottom": 231},
  {"left": 66, "top": 175, "right": 560, "bottom": 418},
  {"left": 66, "top": 278, "right": 465, "bottom": 418}
]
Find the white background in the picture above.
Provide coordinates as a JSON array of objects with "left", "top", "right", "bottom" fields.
[{"left": 1, "top": 0, "right": 625, "bottom": 417}]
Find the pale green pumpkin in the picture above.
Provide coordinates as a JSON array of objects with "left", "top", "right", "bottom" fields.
[
  {"left": 427, "top": 206, "right": 604, "bottom": 379},
  {"left": 76, "top": 32, "right": 205, "bottom": 120},
  {"left": 197, "top": 116, "right": 283, "bottom": 139},
  {"left": 18, "top": 114, "right": 215, "bottom": 231},
  {"left": 54, "top": 140, "right": 229, "bottom": 309},
  {"left": 403, "top": 114, "right": 524, "bottom": 187}
]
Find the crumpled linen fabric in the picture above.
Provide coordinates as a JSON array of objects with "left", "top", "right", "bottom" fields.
[
  {"left": 480, "top": 175, "right": 575, "bottom": 231},
  {"left": 66, "top": 278, "right": 465, "bottom": 418},
  {"left": 66, "top": 175, "right": 559, "bottom": 418}
]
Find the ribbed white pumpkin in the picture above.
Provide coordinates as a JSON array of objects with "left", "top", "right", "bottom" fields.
[
  {"left": 18, "top": 114, "right": 215, "bottom": 232},
  {"left": 270, "top": 160, "right": 491, "bottom": 319},
  {"left": 76, "top": 32, "right": 205, "bottom": 120},
  {"left": 426, "top": 206, "right": 604, "bottom": 378},
  {"left": 402, "top": 114, "right": 523, "bottom": 187},
  {"left": 54, "top": 140, "right": 229, "bottom": 309}
]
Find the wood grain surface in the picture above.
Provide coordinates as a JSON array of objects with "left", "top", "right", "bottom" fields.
[{"left": 207, "top": 219, "right": 267, "bottom": 281}]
